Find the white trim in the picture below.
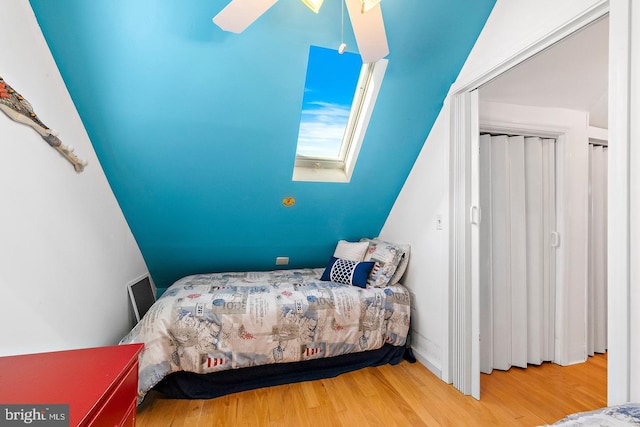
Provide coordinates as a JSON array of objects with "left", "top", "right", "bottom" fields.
[
  {"left": 344, "top": 58, "right": 388, "bottom": 181},
  {"left": 449, "top": 2, "right": 610, "bottom": 96},
  {"left": 480, "top": 121, "right": 567, "bottom": 139},
  {"left": 440, "top": 98, "right": 452, "bottom": 385},
  {"left": 629, "top": 1, "right": 640, "bottom": 401},
  {"left": 607, "top": 0, "right": 631, "bottom": 405},
  {"left": 412, "top": 347, "right": 442, "bottom": 379},
  {"left": 588, "top": 126, "right": 609, "bottom": 143}
]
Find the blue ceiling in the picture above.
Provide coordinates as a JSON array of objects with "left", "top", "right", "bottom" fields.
[{"left": 30, "top": 0, "right": 495, "bottom": 293}]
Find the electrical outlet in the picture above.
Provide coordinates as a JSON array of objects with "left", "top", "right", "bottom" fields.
[{"left": 276, "top": 257, "right": 289, "bottom": 265}]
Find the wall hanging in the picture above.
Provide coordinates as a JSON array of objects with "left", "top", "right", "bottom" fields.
[{"left": 0, "top": 75, "right": 87, "bottom": 173}]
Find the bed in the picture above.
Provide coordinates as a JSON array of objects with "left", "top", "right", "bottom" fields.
[
  {"left": 544, "top": 403, "right": 640, "bottom": 426},
  {"left": 120, "top": 238, "right": 412, "bottom": 403}
]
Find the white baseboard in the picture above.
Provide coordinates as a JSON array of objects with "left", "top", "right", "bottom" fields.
[{"left": 411, "top": 347, "right": 443, "bottom": 381}]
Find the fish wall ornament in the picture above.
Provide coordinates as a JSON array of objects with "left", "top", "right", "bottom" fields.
[{"left": 0, "top": 75, "right": 87, "bottom": 172}]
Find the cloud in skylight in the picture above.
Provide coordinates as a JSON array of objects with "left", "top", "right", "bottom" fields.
[{"left": 296, "top": 101, "right": 350, "bottom": 158}]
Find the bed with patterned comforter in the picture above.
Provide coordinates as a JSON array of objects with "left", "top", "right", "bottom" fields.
[
  {"left": 544, "top": 403, "right": 640, "bottom": 426},
  {"left": 120, "top": 267, "right": 411, "bottom": 402}
]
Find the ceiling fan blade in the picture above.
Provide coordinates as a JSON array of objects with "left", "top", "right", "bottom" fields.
[
  {"left": 345, "top": 0, "right": 389, "bottom": 63},
  {"left": 213, "top": 0, "right": 279, "bottom": 34}
]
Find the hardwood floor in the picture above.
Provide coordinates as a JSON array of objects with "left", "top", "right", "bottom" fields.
[{"left": 136, "top": 353, "right": 607, "bottom": 426}]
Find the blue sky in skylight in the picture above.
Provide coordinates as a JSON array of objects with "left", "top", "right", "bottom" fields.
[{"left": 296, "top": 45, "right": 362, "bottom": 158}]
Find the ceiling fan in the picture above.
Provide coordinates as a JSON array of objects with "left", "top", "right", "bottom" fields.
[{"left": 212, "top": 0, "right": 388, "bottom": 63}]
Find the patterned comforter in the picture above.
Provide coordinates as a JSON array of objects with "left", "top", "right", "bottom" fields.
[
  {"left": 545, "top": 403, "right": 640, "bottom": 426},
  {"left": 120, "top": 268, "right": 411, "bottom": 402}
]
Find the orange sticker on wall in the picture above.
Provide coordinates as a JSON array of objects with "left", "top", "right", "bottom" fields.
[{"left": 282, "top": 197, "right": 295, "bottom": 207}]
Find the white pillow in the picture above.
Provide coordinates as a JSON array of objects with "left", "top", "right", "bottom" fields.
[
  {"left": 333, "top": 240, "right": 369, "bottom": 262},
  {"left": 360, "top": 238, "right": 411, "bottom": 287},
  {"left": 389, "top": 244, "right": 411, "bottom": 285}
]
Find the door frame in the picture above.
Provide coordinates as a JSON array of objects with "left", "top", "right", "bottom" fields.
[{"left": 448, "top": 0, "right": 633, "bottom": 404}]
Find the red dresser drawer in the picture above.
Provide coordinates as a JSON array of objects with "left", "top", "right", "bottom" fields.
[
  {"left": 0, "top": 344, "right": 143, "bottom": 427},
  {"left": 83, "top": 362, "right": 139, "bottom": 427},
  {"left": 121, "top": 401, "right": 137, "bottom": 427}
]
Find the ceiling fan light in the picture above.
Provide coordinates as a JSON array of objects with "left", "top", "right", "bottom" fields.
[
  {"left": 301, "top": 0, "right": 324, "bottom": 13},
  {"left": 361, "top": 0, "right": 381, "bottom": 13}
]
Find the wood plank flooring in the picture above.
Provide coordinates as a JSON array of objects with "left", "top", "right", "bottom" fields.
[{"left": 136, "top": 353, "right": 607, "bottom": 426}]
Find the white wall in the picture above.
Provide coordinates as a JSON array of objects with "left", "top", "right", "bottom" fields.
[
  {"left": 0, "top": 1, "right": 148, "bottom": 357},
  {"left": 379, "top": 101, "right": 450, "bottom": 376},
  {"left": 381, "top": 0, "right": 605, "bottom": 380}
]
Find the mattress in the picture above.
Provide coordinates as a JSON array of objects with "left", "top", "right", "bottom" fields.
[{"left": 120, "top": 268, "right": 411, "bottom": 402}]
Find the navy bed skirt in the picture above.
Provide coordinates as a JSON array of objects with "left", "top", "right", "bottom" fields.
[{"left": 153, "top": 344, "right": 414, "bottom": 399}]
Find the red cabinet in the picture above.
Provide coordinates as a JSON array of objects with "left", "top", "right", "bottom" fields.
[{"left": 0, "top": 344, "right": 143, "bottom": 426}]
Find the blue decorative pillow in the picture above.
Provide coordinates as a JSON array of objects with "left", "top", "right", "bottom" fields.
[{"left": 320, "top": 257, "right": 375, "bottom": 288}]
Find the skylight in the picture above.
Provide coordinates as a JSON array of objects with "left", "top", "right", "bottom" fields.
[
  {"left": 293, "top": 45, "right": 388, "bottom": 183},
  {"left": 296, "top": 46, "right": 361, "bottom": 160}
]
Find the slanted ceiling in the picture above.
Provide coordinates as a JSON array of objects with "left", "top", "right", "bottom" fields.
[{"left": 30, "top": 0, "right": 495, "bottom": 292}]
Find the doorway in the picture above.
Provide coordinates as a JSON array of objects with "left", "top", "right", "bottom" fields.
[
  {"left": 476, "top": 16, "right": 608, "bottom": 380},
  {"left": 479, "top": 16, "right": 609, "bottom": 367},
  {"left": 447, "top": 3, "right": 623, "bottom": 400}
]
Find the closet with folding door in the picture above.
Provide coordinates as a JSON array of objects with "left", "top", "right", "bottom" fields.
[
  {"left": 478, "top": 134, "right": 557, "bottom": 374},
  {"left": 479, "top": 132, "right": 608, "bottom": 374}
]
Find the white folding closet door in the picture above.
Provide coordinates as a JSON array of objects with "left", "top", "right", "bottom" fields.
[
  {"left": 525, "top": 138, "right": 545, "bottom": 366},
  {"left": 479, "top": 134, "right": 493, "bottom": 374},
  {"left": 489, "top": 135, "right": 512, "bottom": 371},
  {"left": 509, "top": 136, "right": 528, "bottom": 369},
  {"left": 541, "top": 139, "right": 556, "bottom": 363},
  {"left": 524, "top": 137, "right": 557, "bottom": 365},
  {"left": 600, "top": 147, "right": 608, "bottom": 353},
  {"left": 588, "top": 144, "right": 608, "bottom": 356},
  {"left": 587, "top": 147, "right": 596, "bottom": 355},
  {"left": 479, "top": 134, "right": 556, "bottom": 373}
]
